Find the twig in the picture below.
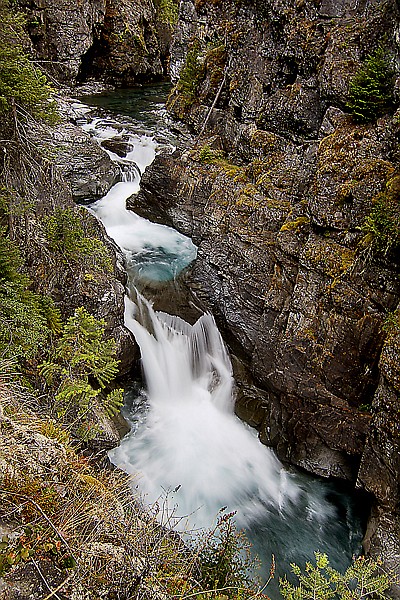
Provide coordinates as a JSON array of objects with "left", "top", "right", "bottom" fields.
[
  {"left": 195, "top": 70, "right": 227, "bottom": 146},
  {"left": 0, "top": 489, "right": 77, "bottom": 564},
  {"left": 176, "top": 585, "right": 253, "bottom": 599},
  {"left": 42, "top": 573, "right": 74, "bottom": 600},
  {"left": 31, "top": 558, "right": 63, "bottom": 600}
]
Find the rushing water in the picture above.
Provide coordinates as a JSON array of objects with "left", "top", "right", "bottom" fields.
[{"left": 78, "top": 86, "right": 367, "bottom": 593}]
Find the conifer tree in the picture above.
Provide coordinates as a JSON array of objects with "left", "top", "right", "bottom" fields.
[
  {"left": 39, "top": 308, "right": 123, "bottom": 419},
  {"left": 347, "top": 47, "right": 394, "bottom": 123}
]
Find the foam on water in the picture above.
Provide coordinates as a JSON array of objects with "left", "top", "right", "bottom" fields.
[
  {"left": 84, "top": 113, "right": 196, "bottom": 282},
  {"left": 83, "top": 117, "right": 158, "bottom": 172},
  {"left": 80, "top": 88, "right": 365, "bottom": 587},
  {"left": 110, "top": 294, "right": 364, "bottom": 591},
  {"left": 91, "top": 182, "right": 197, "bottom": 281},
  {"left": 110, "top": 295, "right": 303, "bottom": 530}
]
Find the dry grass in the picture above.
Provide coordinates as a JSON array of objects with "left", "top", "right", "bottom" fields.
[{"left": 0, "top": 368, "right": 261, "bottom": 600}]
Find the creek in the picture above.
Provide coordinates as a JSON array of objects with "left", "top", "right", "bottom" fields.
[{"left": 77, "top": 85, "right": 367, "bottom": 592}]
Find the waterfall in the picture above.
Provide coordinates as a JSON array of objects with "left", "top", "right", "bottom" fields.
[
  {"left": 112, "top": 292, "right": 359, "bottom": 586},
  {"left": 110, "top": 294, "right": 302, "bottom": 531},
  {"left": 89, "top": 138, "right": 196, "bottom": 283},
  {"left": 78, "top": 89, "right": 364, "bottom": 586}
]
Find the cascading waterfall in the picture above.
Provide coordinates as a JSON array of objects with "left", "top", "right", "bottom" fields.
[
  {"left": 113, "top": 293, "right": 360, "bottom": 584},
  {"left": 79, "top": 88, "right": 365, "bottom": 589},
  {"left": 114, "top": 294, "right": 301, "bottom": 532},
  {"left": 88, "top": 127, "right": 197, "bottom": 282}
]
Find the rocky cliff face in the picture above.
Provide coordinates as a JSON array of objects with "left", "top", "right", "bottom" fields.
[
  {"left": 18, "top": 0, "right": 173, "bottom": 84},
  {"left": 130, "top": 0, "right": 400, "bottom": 582}
]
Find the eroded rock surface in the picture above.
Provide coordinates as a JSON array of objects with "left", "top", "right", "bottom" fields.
[
  {"left": 19, "top": 0, "right": 171, "bottom": 85},
  {"left": 50, "top": 121, "right": 120, "bottom": 201},
  {"left": 131, "top": 0, "right": 400, "bottom": 581}
]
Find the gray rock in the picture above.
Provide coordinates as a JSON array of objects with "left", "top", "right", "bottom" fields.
[
  {"left": 20, "top": 0, "right": 107, "bottom": 82},
  {"left": 101, "top": 137, "right": 134, "bottom": 157},
  {"left": 50, "top": 122, "right": 120, "bottom": 202},
  {"left": 319, "top": 0, "right": 366, "bottom": 18},
  {"left": 20, "top": 0, "right": 167, "bottom": 85}
]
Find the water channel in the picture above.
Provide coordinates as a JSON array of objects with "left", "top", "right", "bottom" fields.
[{"left": 76, "top": 85, "right": 368, "bottom": 593}]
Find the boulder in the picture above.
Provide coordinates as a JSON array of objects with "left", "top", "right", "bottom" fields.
[{"left": 50, "top": 122, "right": 121, "bottom": 202}]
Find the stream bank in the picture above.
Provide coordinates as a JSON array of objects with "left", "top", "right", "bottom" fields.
[{"left": 74, "top": 86, "right": 371, "bottom": 594}]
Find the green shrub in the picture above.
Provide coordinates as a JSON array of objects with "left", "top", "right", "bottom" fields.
[
  {"left": 44, "top": 207, "right": 113, "bottom": 273},
  {"left": 280, "top": 552, "right": 398, "bottom": 600},
  {"left": 0, "top": 226, "right": 22, "bottom": 282},
  {"left": 360, "top": 175, "right": 400, "bottom": 257},
  {"left": 0, "top": 228, "right": 51, "bottom": 362},
  {"left": 177, "top": 41, "right": 205, "bottom": 104},
  {"left": 197, "top": 512, "right": 256, "bottom": 597},
  {"left": 382, "top": 308, "right": 400, "bottom": 336},
  {"left": 39, "top": 307, "right": 123, "bottom": 419},
  {"left": 347, "top": 47, "right": 395, "bottom": 123},
  {"left": 155, "top": 0, "right": 179, "bottom": 25},
  {"left": 205, "top": 43, "right": 226, "bottom": 90},
  {"left": 199, "top": 144, "right": 225, "bottom": 163},
  {"left": 0, "top": 0, "right": 57, "bottom": 123}
]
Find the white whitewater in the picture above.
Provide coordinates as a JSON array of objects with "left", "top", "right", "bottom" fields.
[
  {"left": 86, "top": 118, "right": 197, "bottom": 282},
  {"left": 82, "top": 116, "right": 159, "bottom": 174},
  {"left": 91, "top": 178, "right": 196, "bottom": 281},
  {"left": 79, "top": 93, "right": 363, "bottom": 582},
  {"left": 111, "top": 295, "right": 303, "bottom": 530}
]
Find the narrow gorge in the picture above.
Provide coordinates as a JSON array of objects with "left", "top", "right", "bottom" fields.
[{"left": 0, "top": 0, "right": 399, "bottom": 598}]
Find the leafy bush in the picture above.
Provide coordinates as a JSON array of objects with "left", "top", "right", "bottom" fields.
[
  {"left": 280, "top": 551, "right": 398, "bottom": 600},
  {"left": 0, "top": 525, "right": 73, "bottom": 577},
  {"left": 0, "top": 0, "right": 57, "bottom": 123},
  {"left": 205, "top": 43, "right": 226, "bottom": 90},
  {"left": 0, "top": 226, "right": 22, "bottom": 282},
  {"left": 39, "top": 307, "right": 123, "bottom": 419},
  {"left": 347, "top": 47, "right": 395, "bottom": 123}
]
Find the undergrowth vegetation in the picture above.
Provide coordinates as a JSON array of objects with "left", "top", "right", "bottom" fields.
[
  {"left": 176, "top": 41, "right": 205, "bottom": 106},
  {"left": 0, "top": 228, "right": 52, "bottom": 364},
  {"left": 0, "top": 222, "right": 121, "bottom": 432},
  {"left": 360, "top": 173, "right": 400, "bottom": 259},
  {"left": 0, "top": 0, "right": 57, "bottom": 124},
  {"left": 347, "top": 47, "right": 395, "bottom": 123},
  {"left": 155, "top": 0, "right": 179, "bottom": 25},
  {"left": 0, "top": 0, "right": 120, "bottom": 434},
  {"left": 0, "top": 374, "right": 261, "bottom": 599},
  {"left": 280, "top": 551, "right": 396, "bottom": 600},
  {"left": 39, "top": 307, "right": 123, "bottom": 421},
  {"left": 1, "top": 375, "right": 398, "bottom": 599},
  {"left": 44, "top": 207, "right": 113, "bottom": 274}
]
